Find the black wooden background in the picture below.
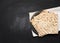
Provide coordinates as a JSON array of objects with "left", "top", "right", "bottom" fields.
[{"left": 0, "top": 0, "right": 60, "bottom": 43}]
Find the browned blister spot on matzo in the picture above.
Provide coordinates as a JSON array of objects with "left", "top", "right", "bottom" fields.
[{"left": 30, "top": 10, "right": 58, "bottom": 37}]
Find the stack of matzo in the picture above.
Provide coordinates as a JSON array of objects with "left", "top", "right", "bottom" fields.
[{"left": 30, "top": 10, "right": 58, "bottom": 37}]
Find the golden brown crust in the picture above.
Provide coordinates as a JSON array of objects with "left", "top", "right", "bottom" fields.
[{"left": 30, "top": 10, "right": 58, "bottom": 37}]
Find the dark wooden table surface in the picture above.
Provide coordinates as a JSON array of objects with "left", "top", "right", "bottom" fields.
[{"left": 0, "top": 0, "right": 60, "bottom": 43}]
